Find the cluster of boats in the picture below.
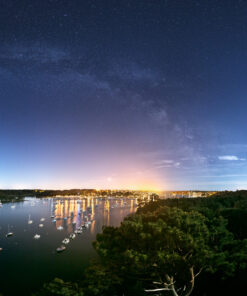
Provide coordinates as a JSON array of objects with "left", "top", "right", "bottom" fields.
[
  {"left": 5, "top": 215, "right": 46, "bottom": 239},
  {"left": 0, "top": 197, "right": 125, "bottom": 253},
  {"left": 50, "top": 201, "right": 94, "bottom": 253},
  {"left": 56, "top": 222, "right": 92, "bottom": 252},
  {"left": 3, "top": 214, "right": 93, "bottom": 253}
]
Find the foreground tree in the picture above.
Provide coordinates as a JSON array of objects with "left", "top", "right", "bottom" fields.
[
  {"left": 33, "top": 278, "right": 84, "bottom": 296},
  {"left": 83, "top": 263, "right": 122, "bottom": 296},
  {"left": 93, "top": 206, "right": 247, "bottom": 296}
]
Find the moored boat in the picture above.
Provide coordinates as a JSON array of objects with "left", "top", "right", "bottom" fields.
[
  {"left": 28, "top": 214, "right": 33, "bottom": 224},
  {"left": 70, "top": 233, "right": 76, "bottom": 239},
  {"left": 6, "top": 232, "right": 13, "bottom": 237},
  {"left": 56, "top": 246, "right": 66, "bottom": 252},
  {"left": 6, "top": 225, "right": 13, "bottom": 237},
  {"left": 62, "top": 238, "right": 70, "bottom": 244},
  {"left": 74, "top": 229, "right": 82, "bottom": 234}
]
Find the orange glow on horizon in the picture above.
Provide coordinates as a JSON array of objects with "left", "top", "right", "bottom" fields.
[{"left": 14, "top": 168, "right": 165, "bottom": 192}]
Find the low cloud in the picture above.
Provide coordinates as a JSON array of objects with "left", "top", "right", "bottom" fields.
[
  {"left": 155, "top": 161, "right": 180, "bottom": 169},
  {"left": 154, "top": 159, "right": 174, "bottom": 165},
  {"left": 218, "top": 155, "right": 245, "bottom": 161}
]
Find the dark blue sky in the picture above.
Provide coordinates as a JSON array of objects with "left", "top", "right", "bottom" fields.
[{"left": 1, "top": 0, "right": 247, "bottom": 190}]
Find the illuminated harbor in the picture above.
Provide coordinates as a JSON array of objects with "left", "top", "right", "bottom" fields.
[{"left": 0, "top": 196, "right": 138, "bottom": 295}]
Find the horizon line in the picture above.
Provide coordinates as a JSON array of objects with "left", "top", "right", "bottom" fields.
[{"left": 0, "top": 187, "right": 242, "bottom": 192}]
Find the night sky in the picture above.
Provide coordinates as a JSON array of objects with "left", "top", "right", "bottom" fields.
[{"left": 1, "top": 0, "right": 247, "bottom": 190}]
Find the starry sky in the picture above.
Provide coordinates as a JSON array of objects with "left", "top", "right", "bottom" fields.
[{"left": 1, "top": 0, "right": 247, "bottom": 190}]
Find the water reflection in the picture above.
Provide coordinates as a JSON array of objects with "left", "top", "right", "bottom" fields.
[
  {"left": 0, "top": 196, "right": 138, "bottom": 296},
  {"left": 50, "top": 197, "right": 137, "bottom": 233}
]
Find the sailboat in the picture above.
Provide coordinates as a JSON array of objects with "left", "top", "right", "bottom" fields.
[
  {"left": 56, "top": 245, "right": 66, "bottom": 252},
  {"left": 6, "top": 225, "right": 13, "bottom": 237},
  {"left": 75, "top": 229, "right": 82, "bottom": 234},
  {"left": 62, "top": 238, "right": 70, "bottom": 244},
  {"left": 70, "top": 233, "right": 76, "bottom": 239},
  {"left": 28, "top": 214, "right": 33, "bottom": 224}
]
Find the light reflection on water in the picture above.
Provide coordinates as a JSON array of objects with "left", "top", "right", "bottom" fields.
[{"left": 0, "top": 197, "right": 137, "bottom": 296}]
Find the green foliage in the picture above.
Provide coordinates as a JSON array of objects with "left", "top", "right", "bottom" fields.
[
  {"left": 93, "top": 200, "right": 247, "bottom": 295},
  {"left": 138, "top": 190, "right": 247, "bottom": 217},
  {"left": 33, "top": 278, "right": 84, "bottom": 296},
  {"left": 35, "top": 190, "right": 247, "bottom": 296},
  {"left": 83, "top": 263, "right": 122, "bottom": 296},
  {"left": 221, "top": 208, "right": 247, "bottom": 239}
]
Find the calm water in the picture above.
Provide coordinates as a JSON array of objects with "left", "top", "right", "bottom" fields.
[{"left": 0, "top": 197, "right": 137, "bottom": 295}]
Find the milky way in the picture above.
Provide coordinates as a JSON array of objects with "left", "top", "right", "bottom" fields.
[{"left": 1, "top": 0, "right": 247, "bottom": 190}]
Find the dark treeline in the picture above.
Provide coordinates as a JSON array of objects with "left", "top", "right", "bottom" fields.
[
  {"left": 0, "top": 189, "right": 141, "bottom": 202},
  {"left": 32, "top": 191, "right": 247, "bottom": 296},
  {"left": 138, "top": 190, "right": 247, "bottom": 215},
  {"left": 0, "top": 189, "right": 36, "bottom": 202},
  {"left": 0, "top": 189, "right": 96, "bottom": 201}
]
